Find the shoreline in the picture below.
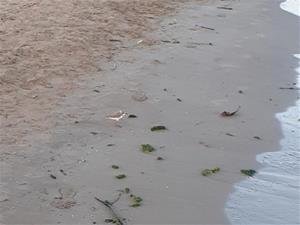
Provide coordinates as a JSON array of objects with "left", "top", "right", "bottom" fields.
[
  {"left": 226, "top": 1, "right": 300, "bottom": 224},
  {"left": 0, "top": 0, "right": 299, "bottom": 224}
]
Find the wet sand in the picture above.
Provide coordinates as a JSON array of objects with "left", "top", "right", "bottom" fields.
[
  {"left": 0, "top": 0, "right": 299, "bottom": 224},
  {"left": 227, "top": 1, "right": 300, "bottom": 224}
]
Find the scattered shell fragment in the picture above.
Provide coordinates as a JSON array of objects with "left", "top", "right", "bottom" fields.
[{"left": 132, "top": 91, "right": 148, "bottom": 102}]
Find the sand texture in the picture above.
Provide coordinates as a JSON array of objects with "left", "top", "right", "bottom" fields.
[
  {"left": 0, "top": 0, "right": 299, "bottom": 224},
  {"left": 0, "top": 0, "right": 182, "bottom": 145}
]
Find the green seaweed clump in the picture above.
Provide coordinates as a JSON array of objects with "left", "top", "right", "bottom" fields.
[
  {"left": 104, "top": 218, "right": 121, "bottom": 224},
  {"left": 141, "top": 144, "right": 156, "bottom": 153},
  {"left": 129, "top": 194, "right": 143, "bottom": 208},
  {"left": 201, "top": 167, "right": 220, "bottom": 176},
  {"left": 241, "top": 169, "right": 256, "bottom": 177},
  {"left": 115, "top": 174, "right": 126, "bottom": 179},
  {"left": 124, "top": 188, "right": 130, "bottom": 194},
  {"left": 112, "top": 165, "right": 119, "bottom": 169},
  {"left": 104, "top": 218, "right": 115, "bottom": 224},
  {"left": 151, "top": 126, "right": 167, "bottom": 132}
]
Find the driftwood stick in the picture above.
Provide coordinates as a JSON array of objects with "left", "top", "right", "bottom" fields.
[
  {"left": 279, "top": 87, "right": 299, "bottom": 90},
  {"left": 217, "top": 6, "right": 233, "bottom": 10},
  {"left": 200, "top": 26, "right": 215, "bottom": 31},
  {"left": 110, "top": 193, "right": 122, "bottom": 205},
  {"left": 95, "top": 197, "right": 125, "bottom": 225}
]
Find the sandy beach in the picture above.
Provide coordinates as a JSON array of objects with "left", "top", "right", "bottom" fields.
[{"left": 0, "top": 0, "right": 299, "bottom": 224}]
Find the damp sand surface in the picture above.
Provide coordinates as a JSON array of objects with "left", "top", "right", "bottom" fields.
[
  {"left": 0, "top": 0, "right": 299, "bottom": 224},
  {"left": 226, "top": 1, "right": 300, "bottom": 224}
]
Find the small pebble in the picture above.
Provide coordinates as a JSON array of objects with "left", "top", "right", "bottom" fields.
[
  {"left": 60, "top": 169, "right": 67, "bottom": 176},
  {"left": 107, "top": 144, "right": 115, "bottom": 147},
  {"left": 50, "top": 174, "right": 57, "bottom": 180}
]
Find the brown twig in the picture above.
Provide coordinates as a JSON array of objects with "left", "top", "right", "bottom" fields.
[
  {"left": 95, "top": 196, "right": 125, "bottom": 225},
  {"left": 221, "top": 106, "right": 241, "bottom": 117},
  {"left": 279, "top": 87, "right": 299, "bottom": 90},
  {"left": 200, "top": 26, "right": 215, "bottom": 31},
  {"left": 110, "top": 193, "right": 122, "bottom": 205}
]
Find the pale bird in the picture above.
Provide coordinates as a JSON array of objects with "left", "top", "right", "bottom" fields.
[{"left": 107, "top": 110, "right": 127, "bottom": 122}]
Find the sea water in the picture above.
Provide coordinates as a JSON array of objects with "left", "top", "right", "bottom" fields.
[{"left": 225, "top": 1, "right": 300, "bottom": 224}]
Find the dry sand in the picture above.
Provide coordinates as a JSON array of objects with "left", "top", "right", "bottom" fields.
[
  {"left": 0, "top": 0, "right": 181, "bottom": 145},
  {"left": 0, "top": 0, "right": 299, "bottom": 224}
]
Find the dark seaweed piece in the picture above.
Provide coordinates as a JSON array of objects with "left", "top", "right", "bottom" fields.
[
  {"left": 151, "top": 126, "right": 167, "bottom": 131},
  {"left": 241, "top": 169, "right": 256, "bottom": 177},
  {"left": 112, "top": 165, "right": 119, "bottom": 170},
  {"left": 50, "top": 174, "right": 57, "bottom": 179},
  {"left": 60, "top": 169, "right": 67, "bottom": 176},
  {"left": 104, "top": 219, "right": 114, "bottom": 223},
  {"left": 217, "top": 6, "right": 233, "bottom": 10},
  {"left": 109, "top": 39, "right": 122, "bottom": 42},
  {"left": 107, "top": 144, "right": 115, "bottom": 147},
  {"left": 115, "top": 174, "right": 126, "bottom": 179}
]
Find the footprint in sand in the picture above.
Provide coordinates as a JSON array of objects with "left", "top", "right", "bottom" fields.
[{"left": 50, "top": 187, "right": 77, "bottom": 209}]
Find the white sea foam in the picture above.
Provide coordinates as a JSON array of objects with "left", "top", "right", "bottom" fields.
[
  {"left": 226, "top": 57, "right": 300, "bottom": 225},
  {"left": 280, "top": 0, "right": 300, "bottom": 16},
  {"left": 226, "top": 1, "right": 300, "bottom": 224}
]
